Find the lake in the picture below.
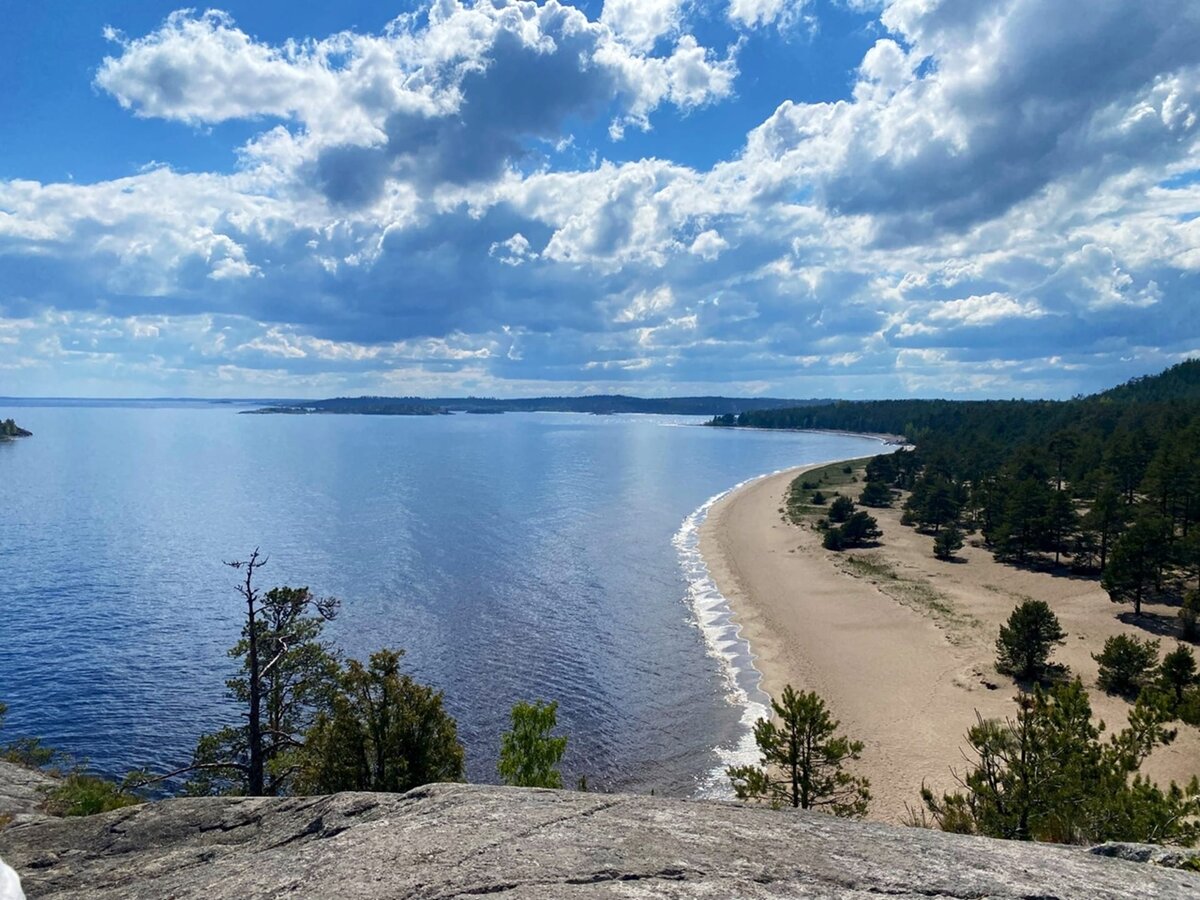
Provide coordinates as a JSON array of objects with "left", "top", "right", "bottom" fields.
[{"left": 0, "top": 404, "right": 881, "bottom": 795}]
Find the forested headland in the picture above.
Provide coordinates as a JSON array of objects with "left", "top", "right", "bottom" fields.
[{"left": 0, "top": 419, "right": 31, "bottom": 439}]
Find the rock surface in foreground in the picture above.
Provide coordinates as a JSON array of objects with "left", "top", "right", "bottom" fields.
[{"left": 1, "top": 783, "right": 1197, "bottom": 899}]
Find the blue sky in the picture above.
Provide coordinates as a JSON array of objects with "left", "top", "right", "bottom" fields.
[{"left": 1, "top": 0, "right": 1198, "bottom": 398}]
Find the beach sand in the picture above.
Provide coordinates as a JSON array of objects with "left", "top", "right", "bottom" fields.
[{"left": 699, "top": 461, "right": 1200, "bottom": 824}]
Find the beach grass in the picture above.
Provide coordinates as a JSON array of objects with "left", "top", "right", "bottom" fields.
[
  {"left": 784, "top": 457, "right": 874, "bottom": 525},
  {"left": 838, "top": 551, "right": 979, "bottom": 642}
]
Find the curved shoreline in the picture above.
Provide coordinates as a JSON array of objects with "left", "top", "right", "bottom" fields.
[
  {"left": 677, "top": 461, "right": 847, "bottom": 799},
  {"left": 695, "top": 453, "right": 1200, "bottom": 823},
  {"left": 695, "top": 457, "right": 995, "bottom": 820}
]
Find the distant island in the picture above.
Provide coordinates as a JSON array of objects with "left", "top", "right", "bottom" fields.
[
  {"left": 244, "top": 395, "right": 834, "bottom": 417},
  {"left": 0, "top": 418, "right": 32, "bottom": 440}
]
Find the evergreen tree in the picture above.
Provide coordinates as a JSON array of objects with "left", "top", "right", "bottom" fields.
[
  {"left": 498, "top": 700, "right": 568, "bottom": 789},
  {"left": 991, "top": 478, "right": 1053, "bottom": 563},
  {"left": 1181, "top": 590, "right": 1199, "bottom": 642},
  {"left": 1077, "top": 482, "right": 1125, "bottom": 571},
  {"left": 995, "top": 600, "right": 1066, "bottom": 683},
  {"left": 296, "top": 649, "right": 465, "bottom": 794},
  {"left": 858, "top": 479, "right": 893, "bottom": 508},
  {"left": 1093, "top": 635, "right": 1159, "bottom": 699},
  {"left": 1102, "top": 516, "right": 1169, "bottom": 617},
  {"left": 180, "top": 554, "right": 339, "bottom": 796},
  {"left": 828, "top": 495, "right": 855, "bottom": 523},
  {"left": 933, "top": 525, "right": 964, "bottom": 561},
  {"left": 918, "top": 682, "right": 1199, "bottom": 845},
  {"left": 1158, "top": 644, "right": 1199, "bottom": 707},
  {"left": 841, "top": 511, "right": 882, "bottom": 547},
  {"left": 727, "top": 686, "right": 870, "bottom": 816},
  {"left": 1042, "top": 490, "right": 1078, "bottom": 566}
]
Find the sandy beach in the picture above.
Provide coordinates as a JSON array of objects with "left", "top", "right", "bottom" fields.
[{"left": 700, "top": 460, "right": 1200, "bottom": 824}]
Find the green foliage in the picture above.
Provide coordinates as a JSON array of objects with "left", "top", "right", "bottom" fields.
[
  {"left": 727, "top": 363, "right": 1200, "bottom": 595},
  {"left": 843, "top": 511, "right": 881, "bottom": 545},
  {"left": 858, "top": 479, "right": 893, "bottom": 508},
  {"left": 933, "top": 525, "right": 964, "bottom": 561},
  {"left": 41, "top": 773, "right": 141, "bottom": 817},
  {"left": 1102, "top": 516, "right": 1171, "bottom": 617},
  {"left": 1181, "top": 590, "right": 1199, "bottom": 642},
  {"left": 810, "top": 490, "right": 827, "bottom": 506},
  {"left": 0, "top": 701, "right": 60, "bottom": 769},
  {"left": 822, "top": 511, "right": 882, "bottom": 552},
  {"left": 995, "top": 600, "right": 1067, "bottom": 683},
  {"left": 184, "top": 580, "right": 341, "bottom": 796},
  {"left": 828, "top": 495, "right": 855, "bottom": 524},
  {"left": 1093, "top": 635, "right": 1160, "bottom": 698},
  {"left": 498, "top": 700, "right": 568, "bottom": 789},
  {"left": 727, "top": 686, "right": 870, "bottom": 817},
  {"left": 917, "top": 681, "right": 1200, "bottom": 845},
  {"left": 296, "top": 649, "right": 465, "bottom": 794},
  {"left": 904, "top": 474, "right": 962, "bottom": 533},
  {"left": 1158, "top": 644, "right": 1199, "bottom": 707}
]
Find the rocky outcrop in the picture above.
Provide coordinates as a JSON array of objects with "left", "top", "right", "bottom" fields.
[
  {"left": 0, "top": 761, "right": 55, "bottom": 826},
  {"left": 1, "top": 783, "right": 1197, "bottom": 898},
  {"left": 1090, "top": 841, "right": 1200, "bottom": 871}
]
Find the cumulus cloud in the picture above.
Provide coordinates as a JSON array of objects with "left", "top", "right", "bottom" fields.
[
  {"left": 601, "top": 0, "right": 686, "bottom": 52},
  {"left": 2, "top": 0, "right": 1199, "bottom": 398},
  {"left": 96, "top": 2, "right": 736, "bottom": 204},
  {"left": 728, "top": 0, "right": 812, "bottom": 31}
]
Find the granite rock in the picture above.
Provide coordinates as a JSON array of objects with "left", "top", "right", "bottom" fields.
[{"left": 1, "top": 783, "right": 1196, "bottom": 899}]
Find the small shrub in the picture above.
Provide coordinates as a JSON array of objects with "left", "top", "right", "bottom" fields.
[
  {"left": 801, "top": 480, "right": 819, "bottom": 490},
  {"left": 1093, "top": 635, "right": 1159, "bottom": 698},
  {"left": 933, "top": 526, "right": 964, "bottom": 561},
  {"left": 829, "top": 496, "right": 855, "bottom": 524},
  {"left": 842, "top": 465, "right": 852, "bottom": 474},
  {"left": 811, "top": 491, "right": 827, "bottom": 506},
  {"left": 841, "top": 511, "right": 882, "bottom": 547},
  {"left": 41, "top": 774, "right": 141, "bottom": 817},
  {"left": 823, "top": 527, "right": 845, "bottom": 550}
]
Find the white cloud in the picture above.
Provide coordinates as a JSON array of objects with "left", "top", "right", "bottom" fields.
[
  {"left": 601, "top": 0, "right": 686, "bottom": 52},
  {"left": 616, "top": 286, "right": 675, "bottom": 322},
  {"left": 689, "top": 229, "right": 729, "bottom": 260},
  {"left": 728, "top": 0, "right": 811, "bottom": 30},
  {"left": 3, "top": 0, "right": 1200, "bottom": 399}
]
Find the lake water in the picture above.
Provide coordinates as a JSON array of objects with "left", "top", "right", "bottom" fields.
[{"left": 0, "top": 405, "right": 881, "bottom": 795}]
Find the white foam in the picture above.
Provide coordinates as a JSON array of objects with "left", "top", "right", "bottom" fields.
[
  {"left": 673, "top": 469, "right": 786, "bottom": 799},
  {"left": 674, "top": 459, "right": 862, "bottom": 799}
]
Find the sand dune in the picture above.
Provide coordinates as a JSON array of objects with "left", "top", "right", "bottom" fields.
[{"left": 700, "top": 461, "right": 1200, "bottom": 824}]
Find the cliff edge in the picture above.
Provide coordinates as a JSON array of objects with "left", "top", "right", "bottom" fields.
[{"left": 1, "top": 782, "right": 1197, "bottom": 898}]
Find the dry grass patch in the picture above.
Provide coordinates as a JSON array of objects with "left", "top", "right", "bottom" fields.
[{"left": 838, "top": 551, "right": 979, "bottom": 643}]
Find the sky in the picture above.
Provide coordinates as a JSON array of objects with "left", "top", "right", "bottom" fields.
[{"left": 1, "top": 0, "right": 1198, "bottom": 399}]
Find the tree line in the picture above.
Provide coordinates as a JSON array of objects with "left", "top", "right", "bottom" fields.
[{"left": 716, "top": 360, "right": 1200, "bottom": 631}]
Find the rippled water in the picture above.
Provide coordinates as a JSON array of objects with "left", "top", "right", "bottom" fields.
[{"left": 0, "top": 405, "right": 880, "bottom": 794}]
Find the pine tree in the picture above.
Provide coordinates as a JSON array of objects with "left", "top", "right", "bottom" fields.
[
  {"left": 296, "top": 649, "right": 465, "bottom": 794},
  {"left": 727, "top": 686, "right": 870, "bottom": 817},
  {"left": 918, "top": 681, "right": 1199, "bottom": 845},
  {"left": 995, "top": 600, "right": 1066, "bottom": 683},
  {"left": 1102, "top": 516, "right": 1169, "bottom": 617}
]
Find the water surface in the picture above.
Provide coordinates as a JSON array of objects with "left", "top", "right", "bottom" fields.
[{"left": 0, "top": 406, "right": 880, "bottom": 794}]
